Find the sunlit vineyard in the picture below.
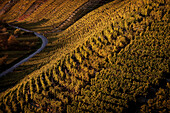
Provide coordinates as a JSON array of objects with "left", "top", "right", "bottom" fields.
[
  {"left": 0, "top": 0, "right": 118, "bottom": 92},
  {"left": 0, "top": 0, "right": 169, "bottom": 112},
  {"left": 0, "top": 0, "right": 89, "bottom": 31},
  {"left": 0, "top": 0, "right": 10, "bottom": 9}
]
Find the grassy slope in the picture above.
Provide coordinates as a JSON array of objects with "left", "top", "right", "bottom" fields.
[{"left": 0, "top": 0, "right": 169, "bottom": 112}]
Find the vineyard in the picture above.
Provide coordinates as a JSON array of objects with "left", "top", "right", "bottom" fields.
[
  {"left": 0, "top": 0, "right": 89, "bottom": 31},
  {"left": 0, "top": 0, "right": 169, "bottom": 112},
  {"left": 0, "top": 0, "right": 118, "bottom": 92}
]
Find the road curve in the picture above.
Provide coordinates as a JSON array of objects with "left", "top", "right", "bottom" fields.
[{"left": 0, "top": 25, "right": 48, "bottom": 77}]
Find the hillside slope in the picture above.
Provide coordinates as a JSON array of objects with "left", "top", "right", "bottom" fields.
[
  {"left": 0, "top": 0, "right": 169, "bottom": 112},
  {"left": 0, "top": 0, "right": 114, "bottom": 92}
]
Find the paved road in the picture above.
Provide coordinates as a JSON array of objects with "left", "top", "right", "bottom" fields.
[{"left": 0, "top": 25, "right": 48, "bottom": 77}]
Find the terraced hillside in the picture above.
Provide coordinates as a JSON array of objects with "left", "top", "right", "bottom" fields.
[
  {"left": 0, "top": 0, "right": 115, "bottom": 92},
  {"left": 0, "top": 0, "right": 18, "bottom": 16},
  {"left": 0, "top": 0, "right": 169, "bottom": 112},
  {"left": 0, "top": 0, "right": 90, "bottom": 31}
]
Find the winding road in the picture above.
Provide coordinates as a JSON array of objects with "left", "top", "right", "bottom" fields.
[
  {"left": 0, "top": 0, "right": 112, "bottom": 77},
  {"left": 0, "top": 25, "right": 48, "bottom": 77}
]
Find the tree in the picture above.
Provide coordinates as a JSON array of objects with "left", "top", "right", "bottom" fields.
[
  {"left": 7, "top": 35, "right": 18, "bottom": 46},
  {"left": 0, "top": 32, "right": 9, "bottom": 50},
  {"left": 0, "top": 55, "right": 8, "bottom": 65},
  {"left": 1, "top": 28, "right": 7, "bottom": 32}
]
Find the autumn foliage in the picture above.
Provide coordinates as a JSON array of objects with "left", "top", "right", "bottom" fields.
[{"left": 0, "top": 0, "right": 169, "bottom": 113}]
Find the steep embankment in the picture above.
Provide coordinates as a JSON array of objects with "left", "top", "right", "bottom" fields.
[{"left": 0, "top": 0, "right": 169, "bottom": 112}]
